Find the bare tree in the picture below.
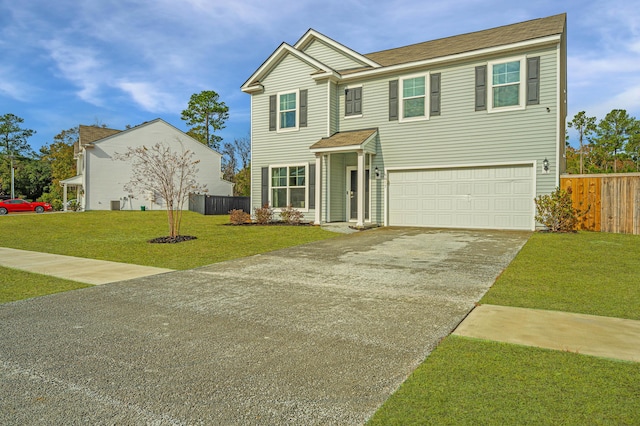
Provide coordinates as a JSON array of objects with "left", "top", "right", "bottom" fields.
[
  {"left": 221, "top": 134, "right": 251, "bottom": 195},
  {"left": 114, "top": 140, "right": 207, "bottom": 239}
]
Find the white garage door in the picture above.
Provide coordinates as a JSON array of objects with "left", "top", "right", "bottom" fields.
[{"left": 388, "top": 165, "right": 534, "bottom": 230}]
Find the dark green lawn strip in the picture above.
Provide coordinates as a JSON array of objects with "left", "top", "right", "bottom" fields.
[
  {"left": 0, "top": 266, "right": 91, "bottom": 303},
  {"left": 481, "top": 232, "right": 640, "bottom": 320},
  {"left": 368, "top": 336, "right": 640, "bottom": 426}
]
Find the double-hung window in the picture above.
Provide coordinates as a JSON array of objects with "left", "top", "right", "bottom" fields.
[
  {"left": 271, "top": 165, "right": 307, "bottom": 209},
  {"left": 399, "top": 73, "right": 429, "bottom": 122},
  {"left": 278, "top": 90, "right": 298, "bottom": 131},
  {"left": 488, "top": 57, "right": 526, "bottom": 112},
  {"left": 269, "top": 89, "right": 307, "bottom": 132}
]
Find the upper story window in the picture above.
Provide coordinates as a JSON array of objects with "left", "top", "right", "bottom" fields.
[
  {"left": 389, "top": 73, "right": 440, "bottom": 121},
  {"left": 269, "top": 89, "right": 308, "bottom": 132},
  {"left": 490, "top": 59, "right": 524, "bottom": 109},
  {"left": 279, "top": 92, "right": 297, "bottom": 129},
  {"left": 345, "top": 86, "right": 362, "bottom": 117},
  {"left": 402, "top": 76, "right": 426, "bottom": 119},
  {"left": 271, "top": 164, "right": 307, "bottom": 209},
  {"left": 475, "top": 56, "right": 542, "bottom": 113}
]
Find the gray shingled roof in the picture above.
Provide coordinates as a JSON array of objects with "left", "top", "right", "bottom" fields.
[
  {"left": 78, "top": 125, "right": 121, "bottom": 146},
  {"left": 354, "top": 13, "right": 565, "bottom": 71}
]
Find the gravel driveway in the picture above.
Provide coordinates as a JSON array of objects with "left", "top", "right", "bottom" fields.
[{"left": 0, "top": 227, "right": 529, "bottom": 425}]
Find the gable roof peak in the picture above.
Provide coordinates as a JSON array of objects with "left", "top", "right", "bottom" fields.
[{"left": 294, "top": 28, "right": 380, "bottom": 69}]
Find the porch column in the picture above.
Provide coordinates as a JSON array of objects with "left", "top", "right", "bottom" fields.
[
  {"left": 356, "top": 150, "right": 365, "bottom": 228},
  {"left": 314, "top": 154, "right": 322, "bottom": 225},
  {"left": 62, "top": 183, "right": 68, "bottom": 212}
]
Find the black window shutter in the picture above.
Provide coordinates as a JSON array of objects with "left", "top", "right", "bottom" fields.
[
  {"left": 389, "top": 80, "right": 398, "bottom": 121},
  {"left": 430, "top": 73, "right": 441, "bottom": 116},
  {"left": 261, "top": 167, "right": 269, "bottom": 206},
  {"left": 526, "top": 57, "right": 540, "bottom": 105},
  {"left": 269, "top": 95, "right": 276, "bottom": 131},
  {"left": 299, "top": 89, "right": 308, "bottom": 127},
  {"left": 308, "top": 164, "right": 315, "bottom": 209},
  {"left": 475, "top": 65, "right": 487, "bottom": 111}
]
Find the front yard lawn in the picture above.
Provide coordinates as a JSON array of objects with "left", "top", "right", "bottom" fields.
[
  {"left": 0, "top": 266, "right": 91, "bottom": 303},
  {"left": 0, "top": 211, "right": 336, "bottom": 270},
  {"left": 368, "top": 336, "right": 640, "bottom": 425},
  {"left": 369, "top": 231, "right": 640, "bottom": 424},
  {"left": 481, "top": 231, "right": 640, "bottom": 320}
]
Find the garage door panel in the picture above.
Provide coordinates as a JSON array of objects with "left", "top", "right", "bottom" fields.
[
  {"left": 456, "top": 183, "right": 471, "bottom": 194},
  {"left": 389, "top": 165, "right": 533, "bottom": 230},
  {"left": 473, "top": 182, "right": 490, "bottom": 194},
  {"left": 473, "top": 169, "right": 491, "bottom": 179},
  {"left": 421, "top": 183, "right": 436, "bottom": 195}
]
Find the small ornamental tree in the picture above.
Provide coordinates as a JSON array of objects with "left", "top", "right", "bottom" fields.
[
  {"left": 114, "top": 140, "right": 207, "bottom": 240},
  {"left": 534, "top": 187, "right": 579, "bottom": 232}
]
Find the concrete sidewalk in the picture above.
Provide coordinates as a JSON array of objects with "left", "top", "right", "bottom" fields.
[
  {"left": 0, "top": 247, "right": 173, "bottom": 285},
  {"left": 454, "top": 304, "right": 640, "bottom": 362}
]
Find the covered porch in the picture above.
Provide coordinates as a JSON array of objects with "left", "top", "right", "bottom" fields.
[
  {"left": 310, "top": 128, "right": 379, "bottom": 229},
  {"left": 60, "top": 175, "right": 83, "bottom": 211}
]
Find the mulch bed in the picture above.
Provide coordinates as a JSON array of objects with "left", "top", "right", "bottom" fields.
[
  {"left": 225, "top": 222, "right": 313, "bottom": 226},
  {"left": 148, "top": 235, "right": 198, "bottom": 244}
]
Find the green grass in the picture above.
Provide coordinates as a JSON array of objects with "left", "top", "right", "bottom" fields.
[
  {"left": 0, "top": 211, "right": 336, "bottom": 270},
  {"left": 481, "top": 231, "right": 640, "bottom": 320},
  {"left": 3, "top": 218, "right": 639, "bottom": 422},
  {"left": 369, "top": 231, "right": 640, "bottom": 424},
  {"left": 368, "top": 336, "right": 640, "bottom": 425},
  {"left": 0, "top": 266, "right": 92, "bottom": 303}
]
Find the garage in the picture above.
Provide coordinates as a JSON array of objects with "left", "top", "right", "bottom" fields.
[{"left": 388, "top": 164, "right": 535, "bottom": 230}]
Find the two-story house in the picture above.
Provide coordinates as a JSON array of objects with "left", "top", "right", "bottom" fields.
[
  {"left": 242, "top": 14, "right": 567, "bottom": 230},
  {"left": 61, "top": 119, "right": 233, "bottom": 211}
]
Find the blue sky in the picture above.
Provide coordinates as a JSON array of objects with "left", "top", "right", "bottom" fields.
[{"left": 1, "top": 0, "right": 639, "bottom": 152}]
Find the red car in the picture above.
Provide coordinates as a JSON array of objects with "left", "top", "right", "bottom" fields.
[{"left": 0, "top": 199, "right": 53, "bottom": 215}]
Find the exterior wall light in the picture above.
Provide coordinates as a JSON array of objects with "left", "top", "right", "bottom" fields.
[
  {"left": 375, "top": 167, "right": 381, "bottom": 179},
  {"left": 543, "top": 158, "right": 550, "bottom": 174}
]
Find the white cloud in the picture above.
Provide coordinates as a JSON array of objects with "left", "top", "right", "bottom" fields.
[
  {"left": 0, "top": 67, "right": 29, "bottom": 101},
  {"left": 43, "top": 39, "right": 106, "bottom": 105},
  {"left": 116, "top": 81, "right": 180, "bottom": 113}
]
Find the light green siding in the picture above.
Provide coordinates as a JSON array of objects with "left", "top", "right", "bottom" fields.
[
  {"left": 335, "top": 46, "right": 559, "bottom": 197},
  {"left": 250, "top": 53, "right": 327, "bottom": 217},
  {"left": 302, "top": 39, "right": 365, "bottom": 71},
  {"left": 248, "top": 33, "right": 564, "bottom": 227}
]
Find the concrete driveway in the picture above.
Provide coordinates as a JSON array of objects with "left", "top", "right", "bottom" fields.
[{"left": 0, "top": 227, "right": 529, "bottom": 425}]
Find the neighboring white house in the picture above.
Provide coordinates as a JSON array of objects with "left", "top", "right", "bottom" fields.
[
  {"left": 242, "top": 14, "right": 567, "bottom": 230},
  {"left": 61, "top": 119, "right": 233, "bottom": 211}
]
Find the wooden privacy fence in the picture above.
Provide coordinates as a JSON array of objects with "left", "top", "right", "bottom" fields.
[
  {"left": 189, "top": 194, "right": 250, "bottom": 215},
  {"left": 560, "top": 173, "right": 640, "bottom": 234}
]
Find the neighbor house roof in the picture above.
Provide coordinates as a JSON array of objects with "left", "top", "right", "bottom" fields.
[
  {"left": 74, "top": 125, "right": 121, "bottom": 157},
  {"left": 78, "top": 125, "right": 121, "bottom": 146}
]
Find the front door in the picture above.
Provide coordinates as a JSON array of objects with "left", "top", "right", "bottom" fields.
[{"left": 347, "top": 168, "right": 369, "bottom": 221}]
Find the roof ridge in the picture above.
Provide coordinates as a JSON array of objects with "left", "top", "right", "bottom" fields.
[{"left": 365, "top": 13, "right": 566, "bottom": 57}]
